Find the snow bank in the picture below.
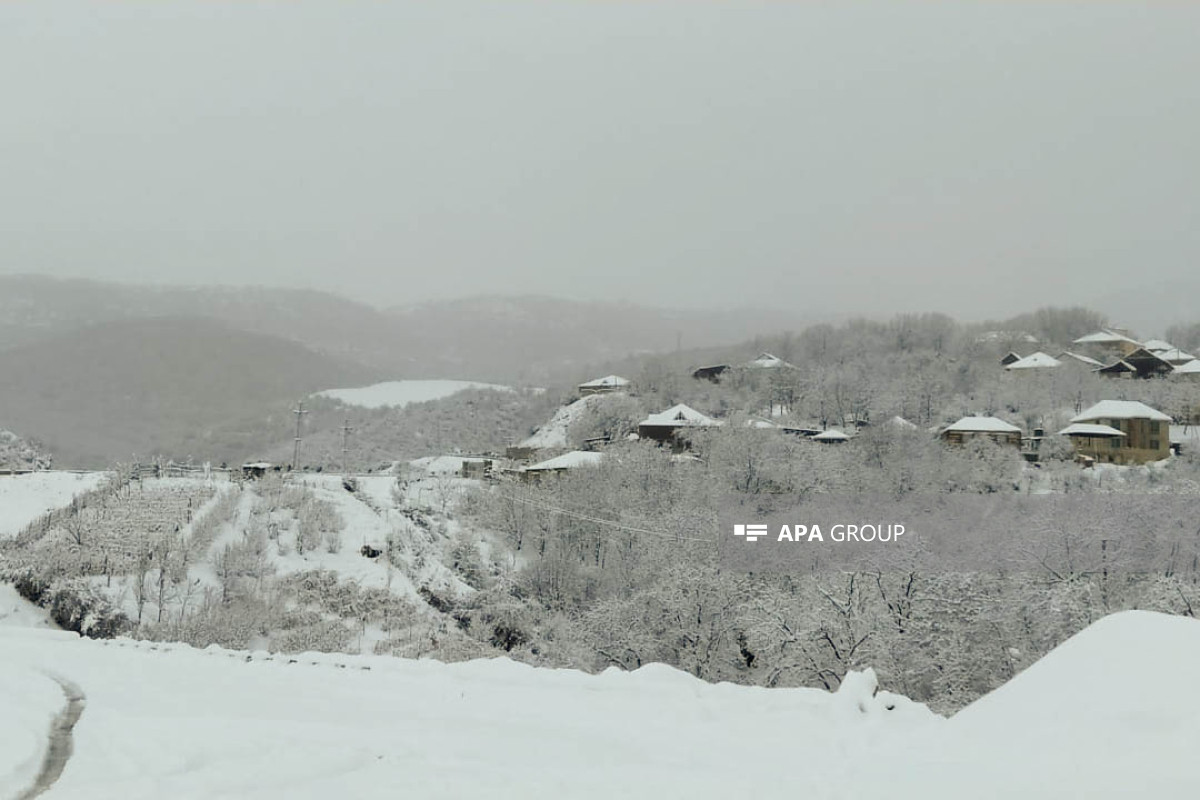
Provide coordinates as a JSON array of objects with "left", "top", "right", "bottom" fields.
[
  {"left": 869, "top": 611, "right": 1200, "bottom": 799},
  {"left": 0, "top": 471, "right": 108, "bottom": 539},
  {"left": 316, "top": 380, "right": 512, "bottom": 409},
  {"left": 0, "top": 583, "right": 57, "bottom": 630}
]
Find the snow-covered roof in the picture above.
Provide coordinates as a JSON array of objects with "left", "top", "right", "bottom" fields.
[
  {"left": 1142, "top": 339, "right": 1174, "bottom": 352},
  {"left": 944, "top": 416, "right": 1023, "bottom": 434},
  {"left": 744, "top": 352, "right": 794, "bottom": 369},
  {"left": 745, "top": 418, "right": 778, "bottom": 429},
  {"left": 1073, "top": 329, "right": 1141, "bottom": 345},
  {"left": 1057, "top": 351, "right": 1104, "bottom": 367},
  {"left": 578, "top": 375, "right": 630, "bottom": 389},
  {"left": 1005, "top": 351, "right": 1061, "bottom": 370},
  {"left": 812, "top": 429, "right": 850, "bottom": 441},
  {"left": 523, "top": 451, "right": 604, "bottom": 472},
  {"left": 242, "top": 462, "right": 273, "bottom": 469},
  {"left": 1154, "top": 348, "right": 1195, "bottom": 364},
  {"left": 888, "top": 416, "right": 918, "bottom": 430},
  {"left": 639, "top": 404, "right": 720, "bottom": 428},
  {"left": 1095, "top": 359, "right": 1137, "bottom": 373},
  {"left": 1173, "top": 360, "right": 1200, "bottom": 375},
  {"left": 1058, "top": 423, "right": 1126, "bottom": 438},
  {"left": 1071, "top": 400, "right": 1172, "bottom": 423}
]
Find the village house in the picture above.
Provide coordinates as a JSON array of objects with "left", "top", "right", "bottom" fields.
[
  {"left": 1105, "top": 347, "right": 1177, "bottom": 379},
  {"left": 1172, "top": 360, "right": 1200, "bottom": 381},
  {"left": 1072, "top": 329, "right": 1142, "bottom": 361},
  {"left": 812, "top": 429, "right": 850, "bottom": 444},
  {"left": 999, "top": 351, "right": 1023, "bottom": 366},
  {"left": 520, "top": 450, "right": 604, "bottom": 482},
  {"left": 743, "top": 352, "right": 797, "bottom": 370},
  {"left": 692, "top": 364, "right": 730, "bottom": 383},
  {"left": 1095, "top": 359, "right": 1138, "bottom": 379},
  {"left": 1056, "top": 351, "right": 1104, "bottom": 370},
  {"left": 940, "top": 416, "right": 1023, "bottom": 447},
  {"left": 1154, "top": 348, "right": 1196, "bottom": 367},
  {"left": 1004, "top": 351, "right": 1062, "bottom": 371},
  {"left": 637, "top": 404, "right": 721, "bottom": 448},
  {"left": 1059, "top": 400, "right": 1172, "bottom": 465},
  {"left": 577, "top": 375, "right": 631, "bottom": 396}
]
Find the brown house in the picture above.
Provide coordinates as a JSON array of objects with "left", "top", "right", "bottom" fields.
[
  {"left": 1060, "top": 400, "right": 1172, "bottom": 465},
  {"left": 577, "top": 375, "right": 631, "bottom": 396},
  {"left": 941, "top": 416, "right": 1023, "bottom": 447},
  {"left": 1072, "top": 329, "right": 1142, "bottom": 361},
  {"left": 638, "top": 404, "right": 721, "bottom": 448}
]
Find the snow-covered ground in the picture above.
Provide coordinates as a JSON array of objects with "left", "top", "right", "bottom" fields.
[
  {"left": 0, "top": 627, "right": 933, "bottom": 800},
  {"left": 1, "top": 611, "right": 1196, "bottom": 799},
  {"left": 517, "top": 394, "right": 605, "bottom": 450},
  {"left": 0, "top": 471, "right": 108, "bottom": 539},
  {"left": 315, "top": 380, "right": 512, "bottom": 409}
]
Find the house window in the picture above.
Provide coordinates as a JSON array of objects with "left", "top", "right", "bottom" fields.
[
  {"left": 1149, "top": 421, "right": 1161, "bottom": 434},
  {"left": 1110, "top": 438, "right": 1121, "bottom": 449},
  {"left": 1150, "top": 439, "right": 1160, "bottom": 450}
]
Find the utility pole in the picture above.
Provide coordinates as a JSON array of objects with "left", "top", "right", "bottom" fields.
[
  {"left": 340, "top": 417, "right": 354, "bottom": 475},
  {"left": 291, "top": 400, "right": 308, "bottom": 471}
]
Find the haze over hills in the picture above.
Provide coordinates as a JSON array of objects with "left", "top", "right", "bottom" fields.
[
  {"left": 0, "top": 317, "right": 376, "bottom": 468},
  {"left": 0, "top": 276, "right": 816, "bottom": 384}
]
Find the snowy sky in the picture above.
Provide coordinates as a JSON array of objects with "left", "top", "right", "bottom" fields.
[{"left": 2, "top": 1, "right": 1198, "bottom": 321}]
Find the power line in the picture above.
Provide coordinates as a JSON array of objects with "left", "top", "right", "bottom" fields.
[
  {"left": 340, "top": 418, "right": 354, "bottom": 474},
  {"left": 291, "top": 400, "right": 308, "bottom": 470},
  {"left": 497, "top": 493, "right": 711, "bottom": 543}
]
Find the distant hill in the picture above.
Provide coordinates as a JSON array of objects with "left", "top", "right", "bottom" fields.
[
  {"left": 0, "top": 276, "right": 813, "bottom": 383},
  {"left": 0, "top": 317, "right": 377, "bottom": 468}
]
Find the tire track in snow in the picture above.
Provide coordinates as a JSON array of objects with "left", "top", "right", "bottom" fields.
[{"left": 16, "top": 675, "right": 85, "bottom": 800}]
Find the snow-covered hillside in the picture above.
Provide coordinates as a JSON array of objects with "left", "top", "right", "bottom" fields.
[
  {"left": 2, "top": 611, "right": 1197, "bottom": 799},
  {"left": 315, "top": 380, "right": 512, "bottom": 409},
  {"left": 0, "top": 471, "right": 108, "bottom": 539},
  {"left": 517, "top": 394, "right": 605, "bottom": 450}
]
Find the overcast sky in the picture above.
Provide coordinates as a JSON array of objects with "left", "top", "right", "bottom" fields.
[{"left": 2, "top": 2, "right": 1198, "bottom": 325}]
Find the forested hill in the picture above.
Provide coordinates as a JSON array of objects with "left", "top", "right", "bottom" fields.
[{"left": 0, "top": 317, "right": 376, "bottom": 468}]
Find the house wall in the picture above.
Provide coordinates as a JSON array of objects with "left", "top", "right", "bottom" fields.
[
  {"left": 942, "top": 430, "right": 1022, "bottom": 447},
  {"left": 1070, "top": 417, "right": 1170, "bottom": 464}
]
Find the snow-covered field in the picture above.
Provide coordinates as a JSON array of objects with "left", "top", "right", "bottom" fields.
[
  {"left": 315, "top": 380, "right": 512, "bottom": 409},
  {"left": 1, "top": 611, "right": 1196, "bottom": 799},
  {"left": 0, "top": 471, "right": 108, "bottom": 539}
]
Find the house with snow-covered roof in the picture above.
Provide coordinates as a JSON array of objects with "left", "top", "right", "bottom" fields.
[
  {"left": 520, "top": 450, "right": 605, "bottom": 482},
  {"left": 1056, "top": 351, "right": 1104, "bottom": 369},
  {"left": 1101, "top": 347, "right": 1176, "bottom": 379},
  {"left": 637, "top": 404, "right": 721, "bottom": 449},
  {"left": 1063, "top": 401, "right": 1172, "bottom": 464},
  {"left": 1153, "top": 348, "right": 1196, "bottom": 367},
  {"left": 743, "top": 352, "right": 796, "bottom": 370},
  {"left": 1172, "top": 359, "right": 1200, "bottom": 381},
  {"left": 1005, "top": 351, "right": 1062, "bottom": 371},
  {"left": 940, "top": 416, "right": 1023, "bottom": 448},
  {"left": 577, "top": 375, "right": 631, "bottom": 396},
  {"left": 1072, "top": 329, "right": 1142, "bottom": 361}
]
